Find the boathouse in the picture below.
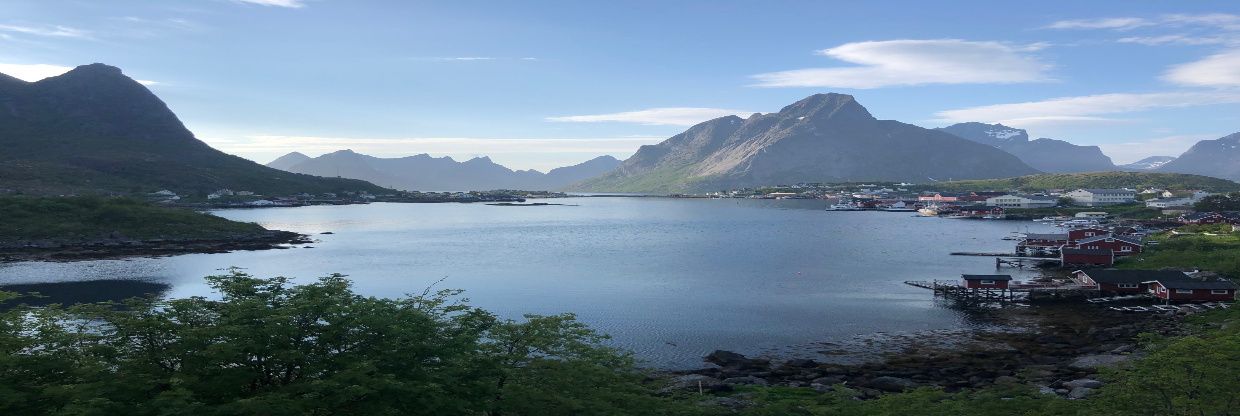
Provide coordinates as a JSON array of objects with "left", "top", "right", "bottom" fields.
[
  {"left": 1146, "top": 279, "right": 1238, "bottom": 302},
  {"left": 1017, "top": 233, "right": 1069, "bottom": 256},
  {"left": 1073, "top": 269, "right": 1189, "bottom": 295},
  {"left": 1071, "top": 235, "right": 1143, "bottom": 256},
  {"left": 961, "top": 274, "right": 1011, "bottom": 289},
  {"left": 1060, "top": 248, "right": 1114, "bottom": 267},
  {"left": 1067, "top": 227, "right": 1110, "bottom": 244}
]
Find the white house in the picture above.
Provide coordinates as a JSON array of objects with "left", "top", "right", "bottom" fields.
[
  {"left": 985, "top": 194, "right": 1058, "bottom": 209},
  {"left": 1064, "top": 189, "right": 1136, "bottom": 206},
  {"left": 1145, "top": 198, "right": 1194, "bottom": 208}
]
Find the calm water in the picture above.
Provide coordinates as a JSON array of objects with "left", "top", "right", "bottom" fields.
[{"left": 0, "top": 197, "right": 1056, "bottom": 368}]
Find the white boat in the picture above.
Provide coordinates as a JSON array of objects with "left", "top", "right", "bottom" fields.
[
  {"left": 917, "top": 204, "right": 940, "bottom": 217},
  {"left": 826, "top": 202, "right": 862, "bottom": 211}
]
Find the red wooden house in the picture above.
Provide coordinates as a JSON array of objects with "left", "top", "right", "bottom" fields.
[
  {"left": 1060, "top": 248, "right": 1114, "bottom": 267},
  {"left": 1146, "top": 279, "right": 1237, "bottom": 302},
  {"left": 1072, "top": 235, "right": 1143, "bottom": 256},
  {"left": 1067, "top": 227, "right": 1109, "bottom": 244},
  {"left": 1073, "top": 269, "right": 1189, "bottom": 295},
  {"left": 961, "top": 274, "right": 1011, "bottom": 289}
]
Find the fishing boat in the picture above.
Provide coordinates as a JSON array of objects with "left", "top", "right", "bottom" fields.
[
  {"left": 826, "top": 201, "right": 862, "bottom": 211},
  {"left": 881, "top": 201, "right": 916, "bottom": 212},
  {"left": 917, "top": 204, "right": 940, "bottom": 217}
]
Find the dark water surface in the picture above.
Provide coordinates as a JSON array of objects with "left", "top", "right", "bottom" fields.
[{"left": 0, "top": 197, "right": 1056, "bottom": 368}]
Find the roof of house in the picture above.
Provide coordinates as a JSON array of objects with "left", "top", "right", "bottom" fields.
[
  {"left": 1075, "top": 188, "right": 1135, "bottom": 194},
  {"left": 1147, "top": 280, "right": 1239, "bottom": 290},
  {"left": 1024, "top": 233, "right": 1069, "bottom": 241},
  {"left": 1079, "top": 269, "right": 1189, "bottom": 284},
  {"left": 962, "top": 274, "right": 1013, "bottom": 281},
  {"left": 1076, "top": 235, "right": 1143, "bottom": 245},
  {"left": 1061, "top": 248, "right": 1113, "bottom": 256}
]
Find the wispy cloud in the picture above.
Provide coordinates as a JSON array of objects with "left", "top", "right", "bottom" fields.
[
  {"left": 0, "top": 62, "right": 158, "bottom": 85},
  {"left": 1046, "top": 14, "right": 1240, "bottom": 31},
  {"left": 233, "top": 0, "right": 306, "bottom": 8},
  {"left": 1164, "top": 49, "right": 1240, "bottom": 87},
  {"left": 935, "top": 91, "right": 1240, "bottom": 126},
  {"left": 749, "top": 39, "right": 1051, "bottom": 89},
  {"left": 1044, "top": 17, "right": 1151, "bottom": 30},
  {"left": 0, "top": 23, "right": 90, "bottom": 39},
  {"left": 1099, "top": 134, "right": 1217, "bottom": 164},
  {"left": 1117, "top": 34, "right": 1233, "bottom": 46},
  {"left": 546, "top": 107, "right": 750, "bottom": 126}
]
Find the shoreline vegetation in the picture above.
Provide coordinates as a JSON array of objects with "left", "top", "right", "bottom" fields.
[
  {"left": 0, "top": 197, "right": 308, "bottom": 262},
  {"left": 2, "top": 268, "right": 1235, "bottom": 415}
]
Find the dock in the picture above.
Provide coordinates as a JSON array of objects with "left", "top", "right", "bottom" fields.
[{"left": 904, "top": 280, "right": 1098, "bottom": 303}]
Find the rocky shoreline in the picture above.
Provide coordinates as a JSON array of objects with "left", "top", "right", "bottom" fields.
[
  {"left": 0, "top": 230, "right": 311, "bottom": 262},
  {"left": 661, "top": 302, "right": 1190, "bottom": 403}
]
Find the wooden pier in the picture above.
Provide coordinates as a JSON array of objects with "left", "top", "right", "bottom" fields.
[
  {"left": 904, "top": 280, "right": 1019, "bottom": 302},
  {"left": 905, "top": 280, "right": 1098, "bottom": 303}
]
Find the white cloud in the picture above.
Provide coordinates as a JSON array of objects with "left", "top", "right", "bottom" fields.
[
  {"left": 1163, "top": 49, "right": 1240, "bottom": 87},
  {"left": 0, "top": 63, "right": 158, "bottom": 85},
  {"left": 0, "top": 23, "right": 90, "bottom": 38},
  {"left": 1099, "top": 134, "right": 1216, "bottom": 164},
  {"left": 1118, "top": 34, "right": 1233, "bottom": 46},
  {"left": 546, "top": 107, "right": 750, "bottom": 126},
  {"left": 0, "top": 63, "right": 74, "bottom": 82},
  {"left": 233, "top": 0, "right": 305, "bottom": 7},
  {"left": 935, "top": 91, "right": 1240, "bottom": 126},
  {"left": 749, "top": 39, "right": 1052, "bottom": 89},
  {"left": 1044, "top": 17, "right": 1151, "bottom": 30},
  {"left": 200, "top": 135, "right": 663, "bottom": 171},
  {"left": 1163, "top": 13, "right": 1240, "bottom": 31}
]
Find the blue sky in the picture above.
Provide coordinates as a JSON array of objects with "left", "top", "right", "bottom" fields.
[{"left": 2, "top": 0, "right": 1239, "bottom": 170}]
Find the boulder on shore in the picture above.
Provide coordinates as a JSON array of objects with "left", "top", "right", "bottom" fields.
[
  {"left": 1070, "top": 354, "right": 1132, "bottom": 369},
  {"left": 705, "top": 350, "right": 770, "bottom": 370},
  {"left": 866, "top": 376, "right": 918, "bottom": 392}
]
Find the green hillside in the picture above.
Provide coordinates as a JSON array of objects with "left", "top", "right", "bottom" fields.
[
  {"left": 0, "top": 197, "right": 264, "bottom": 242},
  {"left": 0, "top": 64, "right": 389, "bottom": 196},
  {"left": 935, "top": 171, "right": 1240, "bottom": 192}
]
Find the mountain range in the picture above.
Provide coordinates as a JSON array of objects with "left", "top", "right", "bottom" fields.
[
  {"left": 573, "top": 94, "right": 1040, "bottom": 192},
  {"left": 935, "top": 122, "right": 1116, "bottom": 173},
  {"left": 1156, "top": 133, "right": 1240, "bottom": 181},
  {"left": 0, "top": 63, "right": 386, "bottom": 196},
  {"left": 268, "top": 150, "right": 621, "bottom": 191}
]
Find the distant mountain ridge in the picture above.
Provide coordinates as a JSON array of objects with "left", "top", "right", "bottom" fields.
[
  {"left": 573, "top": 94, "right": 1039, "bottom": 192},
  {"left": 0, "top": 63, "right": 387, "bottom": 196},
  {"left": 269, "top": 150, "right": 621, "bottom": 191},
  {"left": 936, "top": 122, "right": 1115, "bottom": 173},
  {"left": 1119, "top": 156, "right": 1176, "bottom": 171},
  {"left": 1157, "top": 132, "right": 1240, "bottom": 181}
]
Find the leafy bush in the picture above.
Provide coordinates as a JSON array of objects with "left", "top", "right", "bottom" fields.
[{"left": 0, "top": 271, "right": 690, "bottom": 416}]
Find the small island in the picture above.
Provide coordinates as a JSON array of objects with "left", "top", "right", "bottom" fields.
[{"left": 0, "top": 197, "right": 307, "bottom": 262}]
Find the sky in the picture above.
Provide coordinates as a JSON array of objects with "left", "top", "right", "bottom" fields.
[{"left": 2, "top": 1, "right": 1240, "bottom": 171}]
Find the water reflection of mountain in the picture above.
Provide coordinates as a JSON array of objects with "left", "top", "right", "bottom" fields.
[{"left": 0, "top": 280, "right": 170, "bottom": 308}]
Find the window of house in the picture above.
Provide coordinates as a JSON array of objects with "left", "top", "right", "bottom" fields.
[
  {"left": 980, "top": 280, "right": 995, "bottom": 285},
  {"left": 1175, "top": 289, "right": 1194, "bottom": 294},
  {"left": 1121, "top": 246, "right": 1133, "bottom": 252},
  {"left": 1212, "top": 289, "right": 1230, "bottom": 295},
  {"left": 1117, "top": 283, "right": 1138, "bottom": 289}
]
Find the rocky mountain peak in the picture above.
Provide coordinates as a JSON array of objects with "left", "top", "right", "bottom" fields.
[{"left": 778, "top": 93, "right": 874, "bottom": 122}]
